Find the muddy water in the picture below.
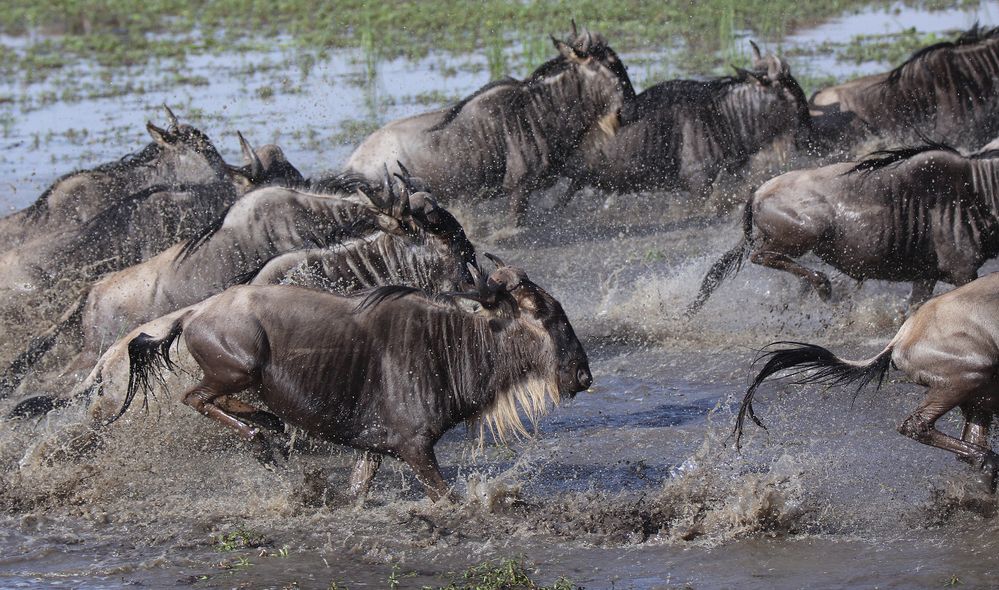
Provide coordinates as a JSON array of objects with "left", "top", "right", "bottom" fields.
[{"left": 6, "top": 3, "right": 999, "bottom": 589}]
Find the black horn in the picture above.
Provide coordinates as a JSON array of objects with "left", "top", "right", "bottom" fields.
[
  {"left": 162, "top": 104, "right": 179, "bottom": 129},
  {"left": 237, "top": 131, "right": 263, "bottom": 179}
]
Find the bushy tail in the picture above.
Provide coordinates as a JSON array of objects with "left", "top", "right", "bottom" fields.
[
  {"left": 0, "top": 293, "right": 86, "bottom": 398},
  {"left": 109, "top": 319, "right": 185, "bottom": 425},
  {"left": 734, "top": 341, "right": 894, "bottom": 448},
  {"left": 685, "top": 197, "right": 755, "bottom": 316}
]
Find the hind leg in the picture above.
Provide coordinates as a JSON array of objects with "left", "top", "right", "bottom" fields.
[
  {"left": 750, "top": 249, "right": 832, "bottom": 301},
  {"left": 214, "top": 395, "right": 286, "bottom": 434},
  {"left": 898, "top": 388, "right": 999, "bottom": 489},
  {"left": 182, "top": 384, "right": 260, "bottom": 440},
  {"left": 956, "top": 407, "right": 993, "bottom": 465},
  {"left": 348, "top": 452, "right": 383, "bottom": 499}
]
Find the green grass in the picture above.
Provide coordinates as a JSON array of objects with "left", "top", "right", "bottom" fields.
[
  {"left": 435, "top": 558, "right": 578, "bottom": 590},
  {"left": 0, "top": 0, "right": 927, "bottom": 73}
]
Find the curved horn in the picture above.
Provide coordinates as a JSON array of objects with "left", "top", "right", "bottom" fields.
[
  {"left": 484, "top": 252, "right": 507, "bottom": 269},
  {"left": 396, "top": 160, "right": 411, "bottom": 178},
  {"left": 383, "top": 164, "right": 398, "bottom": 211},
  {"left": 237, "top": 131, "right": 263, "bottom": 179},
  {"left": 750, "top": 40, "right": 763, "bottom": 61},
  {"left": 571, "top": 19, "right": 578, "bottom": 38},
  {"left": 162, "top": 104, "right": 179, "bottom": 128}
]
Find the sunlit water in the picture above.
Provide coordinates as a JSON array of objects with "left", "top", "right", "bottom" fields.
[{"left": 4, "top": 3, "right": 999, "bottom": 589}]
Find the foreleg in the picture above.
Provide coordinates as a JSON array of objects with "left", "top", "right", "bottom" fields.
[
  {"left": 750, "top": 249, "right": 832, "bottom": 301},
  {"left": 348, "top": 452, "right": 383, "bottom": 499},
  {"left": 399, "top": 443, "right": 455, "bottom": 503}
]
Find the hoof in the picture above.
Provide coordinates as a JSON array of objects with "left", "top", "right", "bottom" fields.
[
  {"left": 250, "top": 432, "right": 289, "bottom": 470},
  {"left": 977, "top": 454, "right": 999, "bottom": 493},
  {"left": 815, "top": 277, "right": 833, "bottom": 302}
]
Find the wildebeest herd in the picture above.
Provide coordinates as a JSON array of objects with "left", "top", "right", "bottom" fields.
[{"left": 7, "top": 22, "right": 999, "bottom": 500}]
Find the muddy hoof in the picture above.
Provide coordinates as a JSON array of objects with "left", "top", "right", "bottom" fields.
[
  {"left": 978, "top": 454, "right": 999, "bottom": 493},
  {"left": 815, "top": 276, "right": 833, "bottom": 302},
  {"left": 250, "top": 433, "right": 288, "bottom": 470}
]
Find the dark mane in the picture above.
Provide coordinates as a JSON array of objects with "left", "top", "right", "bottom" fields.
[
  {"left": 22, "top": 142, "right": 163, "bottom": 221},
  {"left": 310, "top": 172, "right": 379, "bottom": 195},
  {"left": 353, "top": 285, "right": 426, "bottom": 312},
  {"left": 884, "top": 24, "right": 999, "bottom": 84},
  {"left": 848, "top": 142, "right": 961, "bottom": 175},
  {"left": 175, "top": 204, "right": 232, "bottom": 263},
  {"left": 427, "top": 77, "right": 520, "bottom": 133}
]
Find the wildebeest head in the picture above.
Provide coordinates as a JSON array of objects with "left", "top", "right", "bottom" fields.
[
  {"left": 737, "top": 41, "right": 813, "bottom": 149},
  {"left": 460, "top": 254, "right": 592, "bottom": 399},
  {"left": 362, "top": 168, "right": 479, "bottom": 289},
  {"left": 228, "top": 131, "right": 307, "bottom": 190},
  {"left": 545, "top": 22, "right": 636, "bottom": 136},
  {"left": 144, "top": 106, "right": 233, "bottom": 184}
]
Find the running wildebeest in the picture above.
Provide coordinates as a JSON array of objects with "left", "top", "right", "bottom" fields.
[
  {"left": 100, "top": 257, "right": 591, "bottom": 501},
  {"left": 560, "top": 42, "right": 811, "bottom": 203},
  {"left": 2, "top": 174, "right": 477, "bottom": 409},
  {"left": 0, "top": 106, "right": 251, "bottom": 251},
  {"left": 687, "top": 143, "right": 999, "bottom": 315},
  {"left": 344, "top": 22, "right": 635, "bottom": 224},
  {"left": 810, "top": 24, "right": 999, "bottom": 149},
  {"left": 735, "top": 272, "right": 999, "bottom": 490}
]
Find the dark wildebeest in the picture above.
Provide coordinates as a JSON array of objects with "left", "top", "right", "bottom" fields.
[
  {"left": 2, "top": 175, "right": 476, "bottom": 409},
  {"left": 687, "top": 144, "right": 999, "bottom": 315},
  {"left": 0, "top": 106, "right": 261, "bottom": 251},
  {"left": 344, "top": 23, "right": 635, "bottom": 224},
  {"left": 0, "top": 131, "right": 306, "bottom": 291},
  {"left": 560, "top": 42, "right": 811, "bottom": 203},
  {"left": 735, "top": 272, "right": 999, "bottom": 490},
  {"left": 810, "top": 25, "right": 999, "bottom": 149},
  {"left": 103, "top": 257, "right": 591, "bottom": 501}
]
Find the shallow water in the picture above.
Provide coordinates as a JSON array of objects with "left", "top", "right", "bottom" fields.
[{"left": 5, "top": 2, "right": 999, "bottom": 589}]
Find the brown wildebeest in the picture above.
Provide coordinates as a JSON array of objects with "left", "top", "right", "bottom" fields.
[
  {"left": 810, "top": 25, "right": 999, "bottom": 149},
  {"left": 108, "top": 257, "right": 591, "bottom": 501},
  {"left": 344, "top": 22, "right": 635, "bottom": 224},
  {"left": 560, "top": 42, "right": 811, "bottom": 203},
  {"left": 3, "top": 174, "right": 473, "bottom": 403},
  {"left": 687, "top": 143, "right": 999, "bottom": 315},
  {"left": 0, "top": 106, "right": 267, "bottom": 251},
  {"left": 735, "top": 272, "right": 999, "bottom": 490}
]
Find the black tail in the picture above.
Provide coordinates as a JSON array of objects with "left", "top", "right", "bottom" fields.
[
  {"left": 685, "top": 198, "right": 755, "bottom": 316},
  {"left": 0, "top": 294, "right": 86, "bottom": 398},
  {"left": 734, "top": 341, "right": 894, "bottom": 448},
  {"left": 109, "top": 320, "right": 185, "bottom": 425},
  {"left": 7, "top": 395, "right": 71, "bottom": 419}
]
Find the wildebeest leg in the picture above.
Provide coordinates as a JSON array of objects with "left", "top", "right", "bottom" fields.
[
  {"left": 214, "top": 395, "right": 286, "bottom": 434},
  {"left": 907, "top": 278, "right": 936, "bottom": 312},
  {"left": 399, "top": 443, "right": 453, "bottom": 502},
  {"left": 956, "top": 407, "right": 993, "bottom": 464},
  {"left": 510, "top": 187, "right": 530, "bottom": 227},
  {"left": 552, "top": 177, "right": 584, "bottom": 211},
  {"left": 750, "top": 250, "right": 833, "bottom": 301},
  {"left": 348, "top": 452, "right": 383, "bottom": 499},
  {"left": 182, "top": 384, "right": 259, "bottom": 441},
  {"left": 898, "top": 390, "right": 999, "bottom": 489}
]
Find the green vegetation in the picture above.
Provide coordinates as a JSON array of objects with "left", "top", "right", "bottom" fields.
[
  {"left": 0, "top": 0, "right": 937, "bottom": 75},
  {"left": 211, "top": 527, "right": 268, "bottom": 552},
  {"left": 435, "top": 558, "right": 579, "bottom": 590}
]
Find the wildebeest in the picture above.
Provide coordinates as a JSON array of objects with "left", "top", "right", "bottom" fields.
[
  {"left": 560, "top": 42, "right": 811, "bottom": 202},
  {"left": 0, "top": 106, "right": 252, "bottom": 251},
  {"left": 687, "top": 144, "right": 999, "bottom": 314},
  {"left": 2, "top": 175, "right": 477, "bottom": 407},
  {"left": 810, "top": 25, "right": 999, "bottom": 149},
  {"left": 94, "top": 257, "right": 591, "bottom": 501},
  {"left": 344, "top": 22, "right": 635, "bottom": 224},
  {"left": 735, "top": 272, "right": 999, "bottom": 490}
]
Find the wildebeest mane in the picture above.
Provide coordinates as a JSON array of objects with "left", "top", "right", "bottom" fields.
[
  {"left": 352, "top": 284, "right": 426, "bottom": 312},
  {"left": 175, "top": 203, "right": 233, "bottom": 263},
  {"left": 884, "top": 23, "right": 999, "bottom": 84},
  {"left": 427, "top": 77, "right": 520, "bottom": 133},
  {"left": 848, "top": 141, "right": 961, "bottom": 175},
  {"left": 310, "top": 172, "right": 379, "bottom": 196}
]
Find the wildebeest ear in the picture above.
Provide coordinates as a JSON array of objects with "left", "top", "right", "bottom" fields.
[
  {"left": 146, "top": 121, "right": 172, "bottom": 146},
  {"left": 237, "top": 131, "right": 264, "bottom": 180}
]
